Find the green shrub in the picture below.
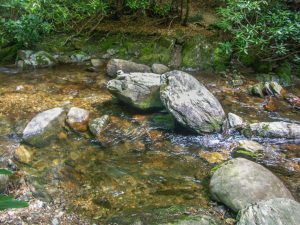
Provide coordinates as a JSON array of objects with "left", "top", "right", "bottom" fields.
[{"left": 217, "top": 0, "right": 300, "bottom": 61}]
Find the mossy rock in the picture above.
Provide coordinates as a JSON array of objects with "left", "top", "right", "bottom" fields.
[
  {"left": 150, "top": 113, "right": 176, "bottom": 131},
  {"left": 209, "top": 164, "right": 222, "bottom": 176},
  {"left": 105, "top": 205, "right": 222, "bottom": 225},
  {"left": 233, "top": 149, "right": 262, "bottom": 160},
  {"left": 213, "top": 43, "right": 232, "bottom": 71},
  {"left": 98, "top": 33, "right": 124, "bottom": 52},
  {"left": 138, "top": 37, "right": 175, "bottom": 65},
  {"left": 182, "top": 35, "right": 215, "bottom": 70}
]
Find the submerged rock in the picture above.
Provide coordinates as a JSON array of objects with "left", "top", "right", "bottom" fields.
[
  {"left": 0, "top": 67, "right": 19, "bottom": 75},
  {"left": 0, "top": 174, "right": 9, "bottom": 193},
  {"left": 160, "top": 70, "right": 226, "bottom": 134},
  {"left": 285, "top": 93, "right": 300, "bottom": 110},
  {"left": 232, "top": 140, "right": 264, "bottom": 160},
  {"left": 66, "top": 107, "right": 90, "bottom": 132},
  {"left": 107, "top": 72, "right": 163, "bottom": 110},
  {"left": 237, "top": 198, "right": 300, "bottom": 225},
  {"left": 248, "top": 121, "right": 300, "bottom": 139},
  {"left": 151, "top": 63, "right": 170, "bottom": 74},
  {"left": 14, "top": 145, "right": 33, "bottom": 164},
  {"left": 107, "top": 59, "right": 151, "bottom": 77},
  {"left": 89, "top": 115, "right": 110, "bottom": 137},
  {"left": 22, "top": 107, "right": 66, "bottom": 147},
  {"left": 209, "top": 158, "right": 293, "bottom": 212},
  {"left": 106, "top": 205, "right": 222, "bottom": 225}
]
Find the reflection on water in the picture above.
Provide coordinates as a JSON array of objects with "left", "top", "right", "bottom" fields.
[{"left": 0, "top": 65, "right": 299, "bottom": 223}]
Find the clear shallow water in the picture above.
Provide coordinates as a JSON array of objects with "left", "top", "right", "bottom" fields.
[{"left": 0, "top": 65, "right": 299, "bottom": 223}]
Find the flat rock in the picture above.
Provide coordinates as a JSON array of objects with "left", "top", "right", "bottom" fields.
[
  {"left": 209, "top": 158, "right": 294, "bottom": 212},
  {"left": 160, "top": 70, "right": 226, "bottom": 134},
  {"left": 23, "top": 107, "right": 66, "bottom": 147},
  {"left": 107, "top": 72, "right": 163, "bottom": 110},
  {"left": 237, "top": 198, "right": 300, "bottom": 225},
  {"left": 249, "top": 121, "right": 300, "bottom": 139},
  {"left": 107, "top": 59, "right": 151, "bottom": 77}
]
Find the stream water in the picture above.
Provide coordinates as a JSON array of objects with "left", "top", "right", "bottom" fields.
[{"left": 0, "top": 65, "right": 299, "bottom": 224}]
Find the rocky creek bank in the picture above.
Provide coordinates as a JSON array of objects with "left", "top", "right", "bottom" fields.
[{"left": 0, "top": 59, "right": 296, "bottom": 224}]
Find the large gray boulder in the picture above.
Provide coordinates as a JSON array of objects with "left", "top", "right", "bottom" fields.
[
  {"left": 210, "top": 158, "right": 294, "bottom": 212},
  {"left": 237, "top": 198, "right": 300, "bottom": 225},
  {"left": 107, "top": 72, "right": 163, "bottom": 110},
  {"left": 160, "top": 70, "right": 226, "bottom": 134},
  {"left": 23, "top": 107, "right": 66, "bottom": 147},
  {"left": 107, "top": 59, "right": 151, "bottom": 77},
  {"left": 249, "top": 121, "right": 300, "bottom": 139}
]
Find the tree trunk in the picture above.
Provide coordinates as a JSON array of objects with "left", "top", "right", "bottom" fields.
[{"left": 182, "top": 0, "right": 190, "bottom": 26}]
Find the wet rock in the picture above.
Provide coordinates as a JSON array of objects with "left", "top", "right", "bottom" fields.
[
  {"left": 160, "top": 70, "right": 226, "bottom": 134},
  {"left": 51, "top": 218, "right": 59, "bottom": 225},
  {"left": 66, "top": 107, "right": 90, "bottom": 132},
  {"left": 86, "top": 66, "right": 99, "bottom": 72},
  {"left": 70, "top": 52, "right": 90, "bottom": 63},
  {"left": 0, "top": 67, "right": 19, "bottom": 75},
  {"left": 149, "top": 113, "right": 176, "bottom": 131},
  {"left": 151, "top": 63, "right": 170, "bottom": 74},
  {"left": 15, "top": 145, "right": 33, "bottom": 164},
  {"left": 247, "top": 83, "right": 264, "bottom": 97},
  {"left": 106, "top": 205, "right": 222, "bottom": 225},
  {"left": 0, "top": 174, "right": 9, "bottom": 193},
  {"left": 107, "top": 59, "right": 151, "bottom": 77},
  {"left": 263, "top": 96, "right": 278, "bottom": 112},
  {"left": 228, "top": 113, "right": 244, "bottom": 129},
  {"left": 249, "top": 121, "right": 300, "bottom": 139},
  {"left": 230, "top": 79, "right": 243, "bottom": 87},
  {"left": 18, "top": 51, "right": 57, "bottom": 68},
  {"left": 237, "top": 198, "right": 300, "bottom": 225},
  {"left": 107, "top": 72, "right": 163, "bottom": 110},
  {"left": 268, "top": 81, "right": 286, "bottom": 96},
  {"left": 89, "top": 115, "right": 110, "bottom": 136},
  {"left": 23, "top": 107, "right": 66, "bottom": 147},
  {"left": 232, "top": 140, "right": 264, "bottom": 160},
  {"left": 209, "top": 158, "right": 294, "bottom": 212},
  {"left": 91, "top": 58, "right": 104, "bottom": 67},
  {"left": 199, "top": 152, "right": 229, "bottom": 164},
  {"left": 285, "top": 93, "right": 300, "bottom": 110}
]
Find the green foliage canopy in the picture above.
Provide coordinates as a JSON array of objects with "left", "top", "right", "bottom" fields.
[{"left": 217, "top": 0, "right": 300, "bottom": 61}]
